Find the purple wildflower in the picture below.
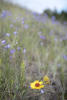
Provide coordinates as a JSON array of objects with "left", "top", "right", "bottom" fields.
[
  {"left": 16, "top": 41, "right": 18, "bottom": 44},
  {"left": 6, "top": 33, "right": 10, "bottom": 37},
  {"left": 17, "top": 47, "right": 21, "bottom": 51},
  {"left": 54, "top": 38, "right": 58, "bottom": 42},
  {"left": 51, "top": 16, "right": 56, "bottom": 21},
  {"left": 1, "top": 10, "right": 7, "bottom": 18},
  {"left": 7, "top": 11, "right": 12, "bottom": 16},
  {"left": 44, "top": 13, "right": 48, "bottom": 17},
  {"left": 64, "top": 21, "right": 67, "bottom": 25},
  {"left": 13, "top": 31, "right": 17, "bottom": 35},
  {"left": 60, "top": 35, "right": 67, "bottom": 41},
  {"left": 10, "top": 49, "right": 16, "bottom": 54},
  {"left": 22, "top": 18, "right": 24, "bottom": 21},
  {"left": 9, "top": 56, "right": 13, "bottom": 59},
  {"left": 55, "top": 21, "right": 60, "bottom": 25},
  {"left": 4, "top": 44, "right": 11, "bottom": 49},
  {"left": 32, "top": 12, "right": 36, "bottom": 16},
  {"left": 40, "top": 90, "right": 44, "bottom": 94},
  {"left": 22, "top": 20, "right": 24, "bottom": 24},
  {"left": 29, "top": 86, "right": 31, "bottom": 88},
  {"left": 40, "top": 35, "right": 46, "bottom": 40},
  {"left": 63, "top": 55, "right": 67, "bottom": 61},
  {"left": 24, "top": 24, "right": 29, "bottom": 29},
  {"left": 23, "top": 48, "right": 26, "bottom": 54},
  {"left": 10, "top": 24, "right": 13, "bottom": 28},
  {"left": 1, "top": 40, "right": 6, "bottom": 44}
]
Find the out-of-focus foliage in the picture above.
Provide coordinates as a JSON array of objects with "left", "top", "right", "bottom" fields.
[{"left": 44, "top": 9, "right": 67, "bottom": 22}]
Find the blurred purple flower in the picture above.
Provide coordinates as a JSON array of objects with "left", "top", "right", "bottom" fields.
[
  {"left": 29, "top": 86, "right": 31, "bottom": 88},
  {"left": 32, "top": 12, "right": 36, "bottom": 16},
  {"left": 4, "top": 44, "right": 11, "bottom": 49},
  {"left": 22, "top": 20, "right": 24, "bottom": 24},
  {"left": 40, "top": 90, "right": 44, "bottom": 94},
  {"left": 63, "top": 55, "right": 67, "bottom": 61},
  {"left": 10, "top": 24, "right": 14, "bottom": 28},
  {"left": 40, "top": 35, "right": 46, "bottom": 40},
  {"left": 60, "top": 35, "right": 67, "bottom": 41},
  {"left": 24, "top": 24, "right": 29, "bottom": 29},
  {"left": 17, "top": 47, "right": 21, "bottom": 51},
  {"left": 44, "top": 13, "right": 48, "bottom": 17},
  {"left": 10, "top": 49, "right": 16, "bottom": 54},
  {"left": 1, "top": 40, "right": 6, "bottom": 44},
  {"left": 16, "top": 41, "right": 18, "bottom": 44},
  {"left": 54, "top": 38, "right": 58, "bottom": 42},
  {"left": 64, "top": 21, "right": 67, "bottom": 25},
  {"left": 6, "top": 33, "right": 10, "bottom": 37},
  {"left": 7, "top": 11, "right": 12, "bottom": 16},
  {"left": 9, "top": 56, "right": 12, "bottom": 59},
  {"left": 13, "top": 31, "right": 17, "bottom": 35},
  {"left": 23, "top": 48, "right": 26, "bottom": 54},
  {"left": 51, "top": 16, "right": 56, "bottom": 21},
  {"left": 1, "top": 10, "right": 7, "bottom": 18},
  {"left": 55, "top": 21, "right": 60, "bottom": 25}
]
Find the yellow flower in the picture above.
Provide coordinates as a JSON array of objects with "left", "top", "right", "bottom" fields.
[
  {"left": 30, "top": 80, "right": 44, "bottom": 89},
  {"left": 43, "top": 75, "right": 50, "bottom": 84}
]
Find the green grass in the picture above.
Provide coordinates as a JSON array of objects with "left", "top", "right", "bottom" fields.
[{"left": 0, "top": 1, "right": 67, "bottom": 100}]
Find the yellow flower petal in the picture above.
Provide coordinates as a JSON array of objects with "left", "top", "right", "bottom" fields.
[
  {"left": 40, "top": 81, "right": 43, "bottom": 85},
  {"left": 43, "top": 75, "right": 50, "bottom": 84},
  {"left": 34, "top": 80, "right": 39, "bottom": 84},
  {"left": 30, "top": 80, "right": 44, "bottom": 89},
  {"left": 43, "top": 76, "right": 50, "bottom": 81}
]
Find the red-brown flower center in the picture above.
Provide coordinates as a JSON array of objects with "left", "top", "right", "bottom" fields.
[{"left": 35, "top": 83, "right": 40, "bottom": 87}]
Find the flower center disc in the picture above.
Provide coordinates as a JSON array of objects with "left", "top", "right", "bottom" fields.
[{"left": 35, "top": 83, "right": 40, "bottom": 87}]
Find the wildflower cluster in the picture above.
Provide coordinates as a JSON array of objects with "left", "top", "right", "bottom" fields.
[{"left": 30, "top": 75, "right": 50, "bottom": 90}]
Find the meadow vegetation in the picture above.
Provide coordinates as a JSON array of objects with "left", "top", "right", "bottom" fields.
[{"left": 0, "top": 1, "right": 67, "bottom": 100}]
